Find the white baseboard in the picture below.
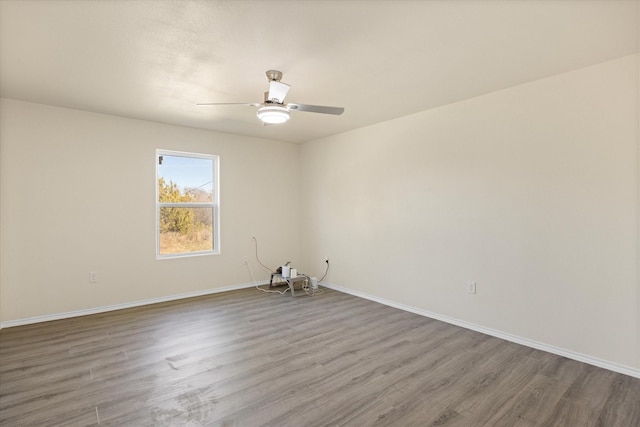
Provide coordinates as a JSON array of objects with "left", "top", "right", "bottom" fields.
[
  {"left": 321, "top": 282, "right": 640, "bottom": 379},
  {"left": 0, "top": 281, "right": 265, "bottom": 329}
]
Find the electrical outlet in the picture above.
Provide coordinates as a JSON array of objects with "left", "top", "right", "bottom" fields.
[
  {"left": 467, "top": 281, "right": 476, "bottom": 294},
  {"left": 242, "top": 256, "right": 248, "bottom": 265},
  {"left": 324, "top": 256, "right": 329, "bottom": 263},
  {"left": 89, "top": 271, "right": 98, "bottom": 283}
]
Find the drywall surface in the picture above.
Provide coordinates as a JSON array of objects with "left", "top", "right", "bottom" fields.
[
  {"left": 301, "top": 54, "right": 639, "bottom": 370},
  {"left": 0, "top": 99, "right": 301, "bottom": 321}
]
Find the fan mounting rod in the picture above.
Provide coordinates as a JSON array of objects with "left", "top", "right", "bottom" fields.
[{"left": 265, "top": 70, "right": 283, "bottom": 82}]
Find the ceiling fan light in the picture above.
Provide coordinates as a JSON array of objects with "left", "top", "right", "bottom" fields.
[{"left": 257, "top": 105, "right": 290, "bottom": 124}]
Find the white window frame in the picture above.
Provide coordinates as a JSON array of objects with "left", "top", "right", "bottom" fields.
[{"left": 156, "top": 149, "right": 220, "bottom": 259}]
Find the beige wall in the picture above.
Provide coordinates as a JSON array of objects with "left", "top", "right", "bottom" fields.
[
  {"left": 301, "top": 54, "right": 640, "bottom": 371},
  {"left": 0, "top": 99, "right": 302, "bottom": 321}
]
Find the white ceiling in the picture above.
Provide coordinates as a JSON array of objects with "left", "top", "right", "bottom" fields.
[{"left": 1, "top": 0, "right": 638, "bottom": 143}]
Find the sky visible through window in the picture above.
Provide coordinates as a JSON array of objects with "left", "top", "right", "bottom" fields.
[{"left": 158, "top": 155, "right": 213, "bottom": 194}]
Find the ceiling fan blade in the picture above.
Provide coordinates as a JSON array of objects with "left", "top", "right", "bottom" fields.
[
  {"left": 287, "top": 103, "right": 344, "bottom": 115},
  {"left": 267, "top": 81, "right": 291, "bottom": 104},
  {"left": 197, "top": 102, "right": 260, "bottom": 107}
]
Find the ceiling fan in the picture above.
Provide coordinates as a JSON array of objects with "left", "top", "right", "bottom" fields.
[{"left": 197, "top": 70, "right": 344, "bottom": 124}]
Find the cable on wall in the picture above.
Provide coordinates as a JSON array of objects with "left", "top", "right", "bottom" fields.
[
  {"left": 319, "top": 260, "right": 329, "bottom": 283},
  {"left": 252, "top": 236, "right": 276, "bottom": 273}
]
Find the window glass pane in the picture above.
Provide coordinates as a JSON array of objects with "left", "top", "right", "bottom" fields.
[
  {"left": 159, "top": 207, "right": 214, "bottom": 255},
  {"left": 158, "top": 155, "right": 214, "bottom": 203}
]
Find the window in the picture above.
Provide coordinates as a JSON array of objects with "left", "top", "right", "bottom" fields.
[{"left": 156, "top": 150, "right": 219, "bottom": 258}]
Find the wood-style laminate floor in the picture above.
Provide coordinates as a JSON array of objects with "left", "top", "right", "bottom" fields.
[{"left": 1, "top": 287, "right": 639, "bottom": 426}]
